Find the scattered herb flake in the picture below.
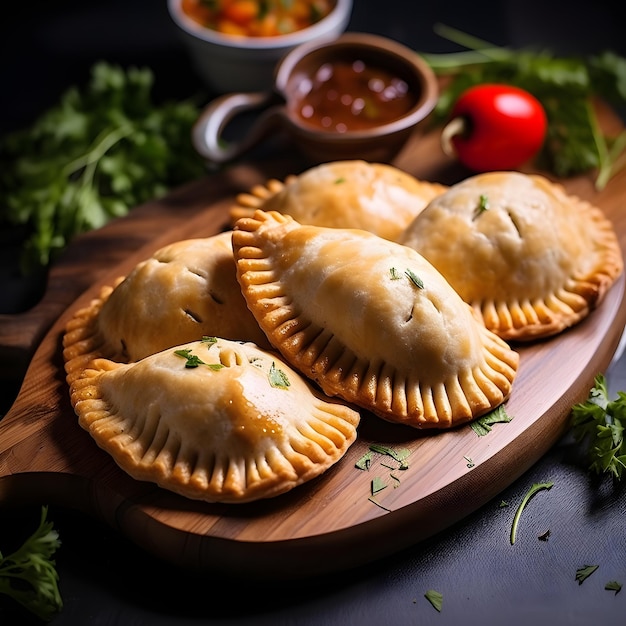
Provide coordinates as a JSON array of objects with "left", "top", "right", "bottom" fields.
[
  {"left": 576, "top": 565, "right": 599, "bottom": 585},
  {"left": 268, "top": 362, "right": 290, "bottom": 389},
  {"left": 404, "top": 268, "right": 424, "bottom": 289},
  {"left": 499, "top": 500, "right": 509, "bottom": 508},
  {"left": 471, "top": 405, "right": 513, "bottom": 436},
  {"left": 369, "top": 444, "right": 411, "bottom": 469},
  {"left": 424, "top": 589, "right": 443, "bottom": 612},
  {"left": 355, "top": 451, "right": 374, "bottom": 471},
  {"left": 371, "top": 476, "right": 387, "bottom": 495},
  {"left": 201, "top": 336, "right": 218, "bottom": 346},
  {"left": 464, "top": 456, "right": 475, "bottom": 468},
  {"left": 367, "top": 497, "right": 391, "bottom": 512},
  {"left": 473, "top": 193, "right": 490, "bottom": 219},
  {"left": 605, "top": 580, "right": 622, "bottom": 594},
  {"left": 510, "top": 481, "right": 554, "bottom": 545},
  {"left": 174, "top": 348, "right": 206, "bottom": 368},
  {"left": 389, "top": 267, "right": 401, "bottom": 280}
]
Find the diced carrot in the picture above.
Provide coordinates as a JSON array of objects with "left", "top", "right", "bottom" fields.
[
  {"left": 216, "top": 18, "right": 249, "bottom": 36},
  {"left": 222, "top": 0, "right": 258, "bottom": 26}
]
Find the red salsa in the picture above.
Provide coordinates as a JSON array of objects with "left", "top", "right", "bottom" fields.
[{"left": 292, "top": 59, "right": 415, "bottom": 132}]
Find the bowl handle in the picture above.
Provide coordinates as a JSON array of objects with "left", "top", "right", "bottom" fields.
[{"left": 192, "top": 91, "right": 287, "bottom": 164}]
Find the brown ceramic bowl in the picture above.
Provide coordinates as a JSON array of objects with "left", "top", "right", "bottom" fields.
[{"left": 192, "top": 32, "right": 439, "bottom": 164}]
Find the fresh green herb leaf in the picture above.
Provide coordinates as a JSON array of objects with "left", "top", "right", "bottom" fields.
[
  {"left": 268, "top": 362, "right": 290, "bottom": 389},
  {"left": 404, "top": 269, "right": 424, "bottom": 289},
  {"left": 470, "top": 405, "right": 513, "bottom": 436},
  {"left": 174, "top": 348, "right": 223, "bottom": 370},
  {"left": 499, "top": 500, "right": 509, "bottom": 508},
  {"left": 369, "top": 444, "right": 410, "bottom": 469},
  {"left": 510, "top": 481, "right": 554, "bottom": 545},
  {"left": 174, "top": 348, "right": 206, "bottom": 368},
  {"left": 367, "top": 497, "right": 391, "bottom": 511},
  {"left": 0, "top": 62, "right": 206, "bottom": 273},
  {"left": 0, "top": 506, "right": 62, "bottom": 621},
  {"left": 201, "top": 336, "right": 218, "bottom": 346},
  {"left": 420, "top": 24, "right": 626, "bottom": 189},
  {"left": 605, "top": 580, "right": 622, "bottom": 594},
  {"left": 355, "top": 451, "right": 374, "bottom": 470},
  {"left": 576, "top": 565, "right": 599, "bottom": 585},
  {"left": 571, "top": 374, "right": 626, "bottom": 481},
  {"left": 389, "top": 267, "right": 401, "bottom": 280},
  {"left": 473, "top": 193, "right": 489, "bottom": 219},
  {"left": 424, "top": 589, "right": 443, "bottom": 612},
  {"left": 371, "top": 476, "right": 387, "bottom": 495}
]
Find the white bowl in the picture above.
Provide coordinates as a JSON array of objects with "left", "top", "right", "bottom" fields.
[{"left": 167, "top": 0, "right": 353, "bottom": 94}]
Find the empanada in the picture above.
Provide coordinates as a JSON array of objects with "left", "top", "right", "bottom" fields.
[
  {"left": 63, "top": 232, "right": 270, "bottom": 383},
  {"left": 397, "top": 171, "right": 624, "bottom": 341},
  {"left": 232, "top": 210, "right": 519, "bottom": 429},
  {"left": 69, "top": 338, "right": 360, "bottom": 503},
  {"left": 230, "top": 160, "right": 447, "bottom": 241}
]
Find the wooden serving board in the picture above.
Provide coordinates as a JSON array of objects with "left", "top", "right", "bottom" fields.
[{"left": 1, "top": 115, "right": 626, "bottom": 579}]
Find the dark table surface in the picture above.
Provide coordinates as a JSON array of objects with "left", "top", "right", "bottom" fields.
[{"left": 2, "top": 1, "right": 626, "bottom": 625}]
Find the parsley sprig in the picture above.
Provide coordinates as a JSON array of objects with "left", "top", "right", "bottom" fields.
[
  {"left": 571, "top": 373, "right": 626, "bottom": 481},
  {"left": 0, "top": 62, "right": 206, "bottom": 273},
  {"left": 0, "top": 506, "right": 62, "bottom": 621},
  {"left": 420, "top": 24, "right": 626, "bottom": 189}
]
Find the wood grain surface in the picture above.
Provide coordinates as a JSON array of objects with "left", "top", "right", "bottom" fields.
[{"left": 1, "top": 112, "right": 625, "bottom": 579}]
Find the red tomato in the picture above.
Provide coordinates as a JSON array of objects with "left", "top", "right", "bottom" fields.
[{"left": 441, "top": 84, "right": 548, "bottom": 172}]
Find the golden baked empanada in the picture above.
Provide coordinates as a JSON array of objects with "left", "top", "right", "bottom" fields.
[
  {"left": 397, "top": 171, "right": 624, "bottom": 341},
  {"left": 69, "top": 338, "right": 360, "bottom": 503},
  {"left": 232, "top": 209, "right": 519, "bottom": 430},
  {"left": 230, "top": 160, "right": 446, "bottom": 241},
  {"left": 63, "top": 232, "right": 270, "bottom": 383}
]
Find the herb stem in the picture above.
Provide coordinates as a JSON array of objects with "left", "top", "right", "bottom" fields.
[
  {"left": 62, "top": 122, "right": 134, "bottom": 179},
  {"left": 510, "top": 481, "right": 554, "bottom": 545}
]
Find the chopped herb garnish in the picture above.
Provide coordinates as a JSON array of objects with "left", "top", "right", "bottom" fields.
[
  {"left": 369, "top": 444, "right": 410, "bottom": 469},
  {"left": 404, "top": 268, "right": 424, "bottom": 289},
  {"left": 473, "top": 193, "right": 489, "bottom": 219},
  {"left": 470, "top": 405, "right": 513, "bottom": 436},
  {"left": 201, "top": 336, "right": 218, "bottom": 346},
  {"left": 424, "top": 589, "right": 443, "bottom": 612},
  {"left": 576, "top": 565, "right": 599, "bottom": 585},
  {"left": 355, "top": 451, "right": 374, "bottom": 470},
  {"left": 268, "top": 362, "right": 290, "bottom": 389},
  {"left": 334, "top": 177, "right": 346, "bottom": 184},
  {"left": 174, "top": 347, "right": 223, "bottom": 369},
  {"left": 389, "top": 267, "right": 401, "bottom": 280},
  {"left": 499, "top": 500, "right": 509, "bottom": 508},
  {"left": 510, "top": 481, "right": 554, "bottom": 545},
  {"left": 371, "top": 476, "right": 387, "bottom": 495},
  {"left": 367, "top": 497, "right": 391, "bottom": 512},
  {"left": 605, "top": 580, "right": 622, "bottom": 594},
  {"left": 571, "top": 373, "right": 626, "bottom": 481},
  {"left": 464, "top": 456, "right": 475, "bottom": 468},
  {"left": 174, "top": 348, "right": 206, "bottom": 368}
]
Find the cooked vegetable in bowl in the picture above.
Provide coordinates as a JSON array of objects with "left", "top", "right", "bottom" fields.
[{"left": 181, "top": 0, "right": 336, "bottom": 37}]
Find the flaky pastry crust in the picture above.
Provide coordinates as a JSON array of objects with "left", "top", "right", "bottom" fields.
[
  {"left": 230, "top": 160, "right": 447, "bottom": 241},
  {"left": 69, "top": 338, "right": 360, "bottom": 503},
  {"left": 398, "top": 171, "right": 624, "bottom": 341},
  {"left": 232, "top": 209, "right": 519, "bottom": 429},
  {"left": 63, "top": 232, "right": 270, "bottom": 384}
]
